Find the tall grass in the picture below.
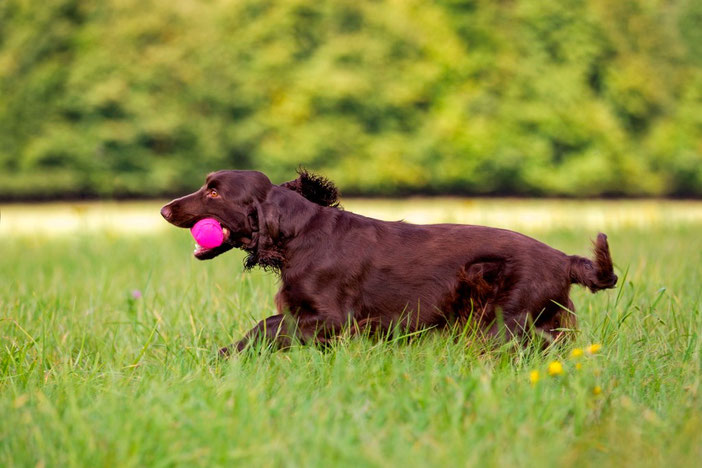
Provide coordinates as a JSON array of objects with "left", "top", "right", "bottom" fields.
[{"left": 1, "top": 200, "right": 701, "bottom": 467}]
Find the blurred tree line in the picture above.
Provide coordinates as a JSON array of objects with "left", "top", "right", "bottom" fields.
[{"left": 1, "top": 0, "right": 701, "bottom": 199}]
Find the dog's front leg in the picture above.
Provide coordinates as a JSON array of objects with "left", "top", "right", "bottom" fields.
[
  {"left": 218, "top": 314, "right": 289, "bottom": 357},
  {"left": 219, "top": 313, "right": 339, "bottom": 356}
]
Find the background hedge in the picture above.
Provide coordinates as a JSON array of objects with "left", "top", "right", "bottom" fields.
[{"left": 1, "top": 0, "right": 702, "bottom": 198}]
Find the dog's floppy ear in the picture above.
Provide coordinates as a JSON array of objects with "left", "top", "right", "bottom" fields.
[
  {"left": 244, "top": 198, "right": 284, "bottom": 271},
  {"left": 280, "top": 168, "right": 340, "bottom": 207}
]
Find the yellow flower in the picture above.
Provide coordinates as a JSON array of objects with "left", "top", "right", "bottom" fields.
[
  {"left": 547, "top": 361, "right": 564, "bottom": 377},
  {"left": 586, "top": 344, "right": 602, "bottom": 354},
  {"left": 575, "top": 362, "right": 582, "bottom": 371},
  {"left": 592, "top": 385, "right": 602, "bottom": 395},
  {"left": 570, "top": 348, "right": 584, "bottom": 358},
  {"left": 529, "top": 370, "right": 540, "bottom": 385}
]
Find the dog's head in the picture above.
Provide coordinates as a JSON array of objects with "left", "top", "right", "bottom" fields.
[{"left": 161, "top": 169, "right": 339, "bottom": 265}]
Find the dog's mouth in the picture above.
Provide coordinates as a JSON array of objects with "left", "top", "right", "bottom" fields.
[
  {"left": 187, "top": 219, "right": 240, "bottom": 261},
  {"left": 165, "top": 211, "right": 253, "bottom": 261}
]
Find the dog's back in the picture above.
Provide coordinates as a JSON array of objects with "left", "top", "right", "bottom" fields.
[{"left": 279, "top": 206, "right": 616, "bottom": 342}]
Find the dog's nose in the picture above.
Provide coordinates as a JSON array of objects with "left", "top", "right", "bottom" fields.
[{"left": 160, "top": 205, "right": 172, "bottom": 221}]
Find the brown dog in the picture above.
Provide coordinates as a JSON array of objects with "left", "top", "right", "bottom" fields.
[{"left": 161, "top": 169, "right": 617, "bottom": 353}]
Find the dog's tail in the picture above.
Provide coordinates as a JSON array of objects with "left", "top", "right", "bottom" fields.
[{"left": 569, "top": 233, "right": 617, "bottom": 292}]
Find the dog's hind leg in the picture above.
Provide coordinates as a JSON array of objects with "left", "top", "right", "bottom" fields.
[{"left": 540, "top": 298, "right": 577, "bottom": 343}]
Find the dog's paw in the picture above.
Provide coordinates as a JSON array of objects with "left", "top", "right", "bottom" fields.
[{"left": 217, "top": 345, "right": 233, "bottom": 358}]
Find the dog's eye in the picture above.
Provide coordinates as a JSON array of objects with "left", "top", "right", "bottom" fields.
[{"left": 208, "top": 189, "right": 219, "bottom": 198}]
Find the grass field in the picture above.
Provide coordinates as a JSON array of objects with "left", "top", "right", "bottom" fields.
[{"left": 1, "top": 199, "right": 701, "bottom": 467}]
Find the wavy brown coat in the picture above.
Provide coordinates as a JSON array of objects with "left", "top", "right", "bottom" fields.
[{"left": 161, "top": 170, "right": 617, "bottom": 354}]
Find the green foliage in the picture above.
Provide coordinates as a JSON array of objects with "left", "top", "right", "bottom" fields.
[
  {"left": 1, "top": 0, "right": 702, "bottom": 197},
  {"left": 1, "top": 200, "right": 701, "bottom": 465}
]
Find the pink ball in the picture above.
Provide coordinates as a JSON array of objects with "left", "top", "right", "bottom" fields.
[{"left": 191, "top": 218, "right": 224, "bottom": 249}]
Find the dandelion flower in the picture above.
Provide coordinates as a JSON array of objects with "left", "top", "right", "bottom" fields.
[
  {"left": 570, "top": 348, "right": 584, "bottom": 358},
  {"left": 586, "top": 344, "right": 602, "bottom": 354},
  {"left": 529, "top": 370, "right": 540, "bottom": 385},
  {"left": 547, "top": 361, "right": 564, "bottom": 377},
  {"left": 575, "top": 363, "right": 582, "bottom": 371},
  {"left": 592, "top": 385, "right": 602, "bottom": 395}
]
